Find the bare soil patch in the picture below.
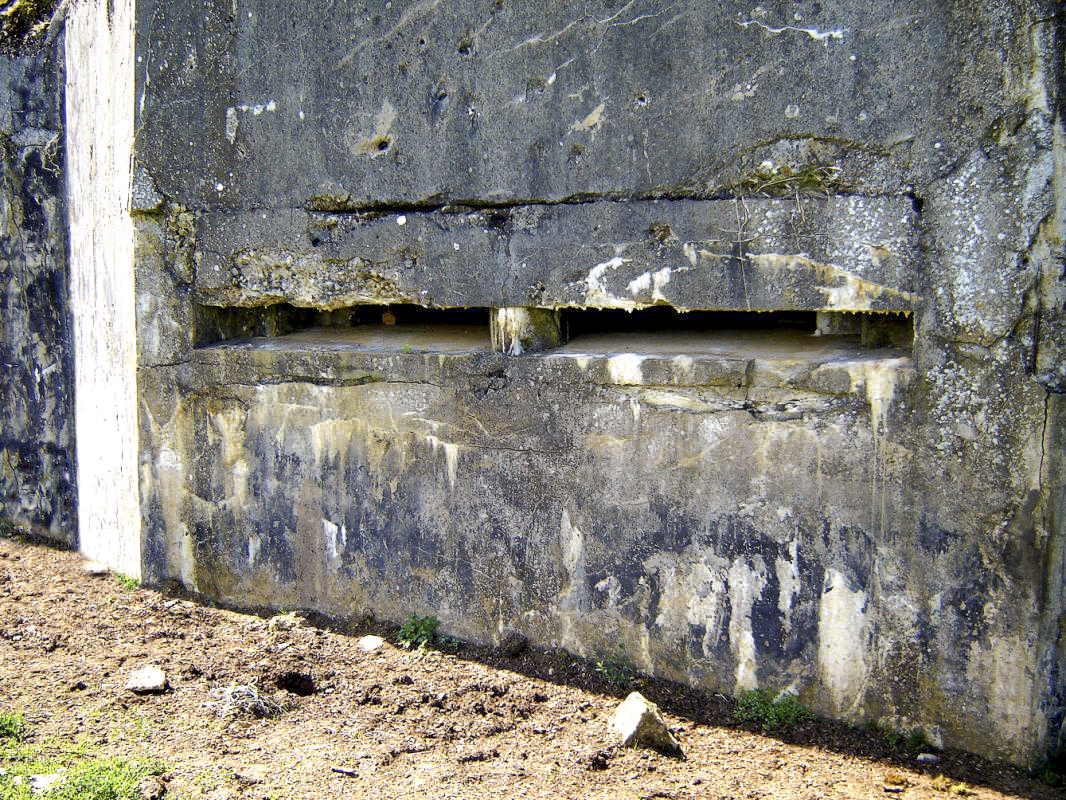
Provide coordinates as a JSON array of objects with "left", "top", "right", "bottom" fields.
[{"left": 0, "top": 534, "right": 1058, "bottom": 800}]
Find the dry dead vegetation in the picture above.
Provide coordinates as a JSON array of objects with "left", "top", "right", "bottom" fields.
[{"left": 0, "top": 531, "right": 1059, "bottom": 800}]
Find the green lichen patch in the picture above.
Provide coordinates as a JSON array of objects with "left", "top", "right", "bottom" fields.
[
  {"left": 731, "top": 162, "right": 848, "bottom": 198},
  {"left": 0, "top": 0, "right": 58, "bottom": 51}
]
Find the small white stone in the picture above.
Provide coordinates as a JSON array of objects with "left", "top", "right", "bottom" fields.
[
  {"left": 452, "top": 242, "right": 460, "bottom": 251},
  {"left": 396, "top": 215, "right": 406, "bottom": 226},
  {"left": 125, "top": 665, "right": 168, "bottom": 694},
  {"left": 356, "top": 634, "right": 385, "bottom": 653},
  {"left": 82, "top": 560, "right": 109, "bottom": 576},
  {"left": 30, "top": 773, "right": 64, "bottom": 792}
]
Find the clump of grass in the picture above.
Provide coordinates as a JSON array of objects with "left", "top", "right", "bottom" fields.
[
  {"left": 1035, "top": 744, "right": 1066, "bottom": 787},
  {"left": 904, "top": 727, "right": 931, "bottom": 751},
  {"left": 594, "top": 655, "right": 637, "bottom": 688},
  {"left": 1037, "top": 764, "right": 1062, "bottom": 787},
  {"left": 0, "top": 712, "right": 25, "bottom": 742},
  {"left": 734, "top": 688, "right": 812, "bottom": 732},
  {"left": 931, "top": 774, "right": 975, "bottom": 795},
  {"left": 46, "top": 757, "right": 165, "bottom": 800},
  {"left": 875, "top": 722, "right": 932, "bottom": 752},
  {"left": 113, "top": 574, "right": 139, "bottom": 591},
  {"left": 0, "top": 712, "right": 163, "bottom": 800},
  {"left": 397, "top": 614, "right": 440, "bottom": 650}
]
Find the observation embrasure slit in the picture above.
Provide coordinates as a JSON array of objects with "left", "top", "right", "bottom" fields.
[
  {"left": 559, "top": 307, "right": 913, "bottom": 351},
  {"left": 196, "top": 303, "right": 912, "bottom": 356},
  {"left": 195, "top": 303, "right": 491, "bottom": 350}
]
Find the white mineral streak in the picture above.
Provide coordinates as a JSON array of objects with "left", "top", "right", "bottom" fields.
[
  {"left": 775, "top": 539, "right": 801, "bottom": 634},
  {"left": 323, "top": 519, "right": 347, "bottom": 561},
  {"left": 626, "top": 267, "right": 672, "bottom": 301},
  {"left": 728, "top": 558, "right": 767, "bottom": 692},
  {"left": 745, "top": 253, "right": 916, "bottom": 311},
  {"left": 425, "top": 434, "right": 459, "bottom": 487},
  {"left": 644, "top": 548, "right": 728, "bottom": 665},
  {"left": 150, "top": 445, "right": 196, "bottom": 587},
  {"left": 568, "top": 101, "right": 606, "bottom": 135},
  {"left": 584, "top": 256, "right": 633, "bottom": 307},
  {"left": 817, "top": 568, "right": 870, "bottom": 716},
  {"left": 225, "top": 100, "right": 277, "bottom": 144},
  {"left": 736, "top": 18, "right": 844, "bottom": 43},
  {"left": 557, "top": 510, "right": 589, "bottom": 652},
  {"left": 606, "top": 353, "right": 644, "bottom": 385},
  {"left": 864, "top": 362, "right": 902, "bottom": 536}
]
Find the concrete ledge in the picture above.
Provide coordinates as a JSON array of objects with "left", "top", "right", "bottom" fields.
[{"left": 185, "top": 326, "right": 911, "bottom": 397}]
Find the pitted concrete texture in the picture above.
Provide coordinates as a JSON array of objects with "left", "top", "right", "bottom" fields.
[{"left": 23, "top": 0, "right": 1062, "bottom": 770}]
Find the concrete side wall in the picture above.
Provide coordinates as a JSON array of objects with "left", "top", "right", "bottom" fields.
[
  {"left": 66, "top": 0, "right": 139, "bottom": 575},
  {"left": 0, "top": 40, "right": 75, "bottom": 543},
  {"left": 130, "top": 0, "right": 1064, "bottom": 767}
]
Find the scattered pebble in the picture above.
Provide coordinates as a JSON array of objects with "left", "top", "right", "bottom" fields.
[
  {"left": 357, "top": 634, "right": 385, "bottom": 653},
  {"left": 233, "top": 765, "right": 269, "bottom": 785},
  {"left": 125, "top": 665, "right": 168, "bottom": 694},
  {"left": 268, "top": 612, "right": 304, "bottom": 631},
  {"left": 81, "top": 561, "right": 109, "bottom": 577},
  {"left": 916, "top": 752, "right": 941, "bottom": 764},
  {"left": 29, "top": 773, "right": 64, "bottom": 792}
]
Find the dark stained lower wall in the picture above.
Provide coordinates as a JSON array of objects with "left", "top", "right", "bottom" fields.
[{"left": 0, "top": 39, "right": 75, "bottom": 544}]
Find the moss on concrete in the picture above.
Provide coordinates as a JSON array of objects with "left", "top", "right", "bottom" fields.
[{"left": 0, "top": 0, "right": 58, "bottom": 51}]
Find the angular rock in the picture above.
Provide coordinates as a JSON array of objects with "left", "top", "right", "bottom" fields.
[
  {"left": 607, "top": 692, "right": 683, "bottom": 757},
  {"left": 356, "top": 634, "right": 385, "bottom": 653},
  {"left": 82, "top": 561, "right": 109, "bottom": 577},
  {"left": 125, "top": 666, "right": 168, "bottom": 694}
]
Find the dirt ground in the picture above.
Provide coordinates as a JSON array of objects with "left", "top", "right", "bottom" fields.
[{"left": 0, "top": 533, "right": 1059, "bottom": 800}]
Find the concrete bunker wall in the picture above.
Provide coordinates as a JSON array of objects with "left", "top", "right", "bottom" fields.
[
  {"left": 0, "top": 31, "right": 75, "bottom": 544},
  {"left": 53, "top": 0, "right": 1066, "bottom": 768}
]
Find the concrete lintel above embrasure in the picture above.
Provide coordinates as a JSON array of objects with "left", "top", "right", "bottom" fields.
[{"left": 193, "top": 195, "right": 918, "bottom": 314}]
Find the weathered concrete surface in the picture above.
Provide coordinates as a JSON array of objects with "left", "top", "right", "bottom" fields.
[
  {"left": 124, "top": 0, "right": 1064, "bottom": 770},
  {"left": 193, "top": 196, "right": 919, "bottom": 314},
  {"left": 135, "top": 1, "right": 1034, "bottom": 208},
  {"left": 66, "top": 0, "right": 140, "bottom": 575},
  {"left": 0, "top": 37, "right": 75, "bottom": 542}
]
